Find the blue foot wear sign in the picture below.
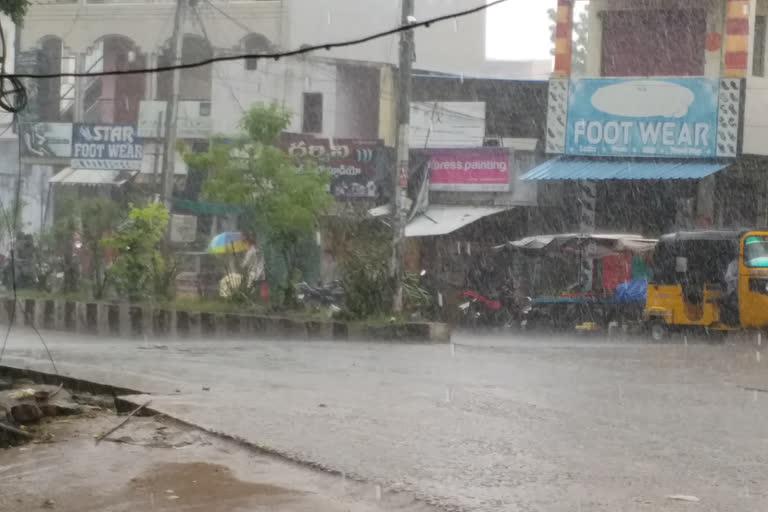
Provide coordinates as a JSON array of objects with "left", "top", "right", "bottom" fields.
[{"left": 565, "top": 78, "right": 720, "bottom": 159}]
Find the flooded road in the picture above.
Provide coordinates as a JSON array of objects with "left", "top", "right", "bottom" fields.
[{"left": 3, "top": 330, "right": 768, "bottom": 511}]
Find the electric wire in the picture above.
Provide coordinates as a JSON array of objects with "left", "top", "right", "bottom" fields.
[{"left": 0, "top": 0, "right": 510, "bottom": 375}]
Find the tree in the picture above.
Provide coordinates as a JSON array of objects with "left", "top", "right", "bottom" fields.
[
  {"left": 180, "top": 104, "right": 332, "bottom": 305},
  {"left": 101, "top": 202, "right": 170, "bottom": 302},
  {"left": 80, "top": 198, "right": 121, "bottom": 298},
  {"left": 548, "top": 7, "right": 589, "bottom": 76},
  {"left": 0, "top": 0, "right": 30, "bottom": 26}
]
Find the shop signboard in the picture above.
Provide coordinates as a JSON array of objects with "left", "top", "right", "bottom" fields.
[
  {"left": 137, "top": 100, "right": 212, "bottom": 139},
  {"left": 425, "top": 148, "right": 510, "bottom": 192},
  {"left": 20, "top": 122, "right": 73, "bottom": 159},
  {"left": 277, "top": 135, "right": 384, "bottom": 199},
  {"left": 170, "top": 214, "right": 198, "bottom": 243},
  {"left": 565, "top": 77, "right": 719, "bottom": 158},
  {"left": 71, "top": 123, "right": 143, "bottom": 170}
]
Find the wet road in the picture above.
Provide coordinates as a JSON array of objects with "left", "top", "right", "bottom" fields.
[{"left": 3, "top": 330, "right": 768, "bottom": 511}]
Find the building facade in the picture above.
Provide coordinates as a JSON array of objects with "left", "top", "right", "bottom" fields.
[{"left": 525, "top": 0, "right": 768, "bottom": 238}]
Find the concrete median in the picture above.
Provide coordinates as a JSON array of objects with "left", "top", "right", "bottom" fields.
[{"left": 0, "top": 296, "right": 450, "bottom": 344}]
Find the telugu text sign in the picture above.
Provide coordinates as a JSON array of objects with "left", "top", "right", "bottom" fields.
[
  {"left": 565, "top": 78, "right": 720, "bottom": 158},
  {"left": 426, "top": 148, "right": 510, "bottom": 192},
  {"left": 278, "top": 135, "right": 384, "bottom": 199},
  {"left": 71, "top": 124, "right": 143, "bottom": 170}
]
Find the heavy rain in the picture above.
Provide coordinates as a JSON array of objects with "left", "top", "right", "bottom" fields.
[{"left": 0, "top": 1, "right": 767, "bottom": 511}]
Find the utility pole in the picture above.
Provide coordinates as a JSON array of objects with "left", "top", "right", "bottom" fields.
[
  {"left": 161, "top": 0, "right": 186, "bottom": 206},
  {"left": 391, "top": 0, "right": 414, "bottom": 313}
]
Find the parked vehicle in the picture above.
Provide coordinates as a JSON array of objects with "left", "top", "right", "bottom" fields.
[
  {"left": 645, "top": 230, "right": 768, "bottom": 340},
  {"left": 499, "top": 233, "right": 657, "bottom": 333},
  {"left": 297, "top": 280, "right": 344, "bottom": 316},
  {"left": 457, "top": 289, "right": 529, "bottom": 329}
]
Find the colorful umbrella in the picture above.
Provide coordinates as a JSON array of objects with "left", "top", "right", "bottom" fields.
[{"left": 208, "top": 232, "right": 251, "bottom": 254}]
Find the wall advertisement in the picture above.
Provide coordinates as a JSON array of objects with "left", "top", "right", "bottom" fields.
[
  {"left": 20, "top": 123, "right": 73, "bottom": 159},
  {"left": 565, "top": 77, "right": 720, "bottom": 158}
]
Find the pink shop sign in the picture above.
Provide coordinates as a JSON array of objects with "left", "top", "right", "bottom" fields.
[{"left": 426, "top": 148, "right": 510, "bottom": 192}]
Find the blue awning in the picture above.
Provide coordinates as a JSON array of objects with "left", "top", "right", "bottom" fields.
[{"left": 521, "top": 157, "right": 731, "bottom": 181}]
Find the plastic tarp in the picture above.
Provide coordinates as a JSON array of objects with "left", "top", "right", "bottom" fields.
[
  {"left": 501, "top": 233, "right": 657, "bottom": 255},
  {"left": 369, "top": 204, "right": 511, "bottom": 238},
  {"left": 616, "top": 279, "right": 648, "bottom": 303}
]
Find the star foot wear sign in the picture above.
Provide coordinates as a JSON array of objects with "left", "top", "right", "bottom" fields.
[{"left": 71, "top": 124, "right": 144, "bottom": 170}]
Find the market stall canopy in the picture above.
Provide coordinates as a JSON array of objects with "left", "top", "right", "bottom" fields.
[
  {"left": 368, "top": 204, "right": 512, "bottom": 237},
  {"left": 49, "top": 168, "right": 138, "bottom": 187},
  {"left": 520, "top": 157, "right": 731, "bottom": 181},
  {"left": 500, "top": 233, "right": 657, "bottom": 255}
]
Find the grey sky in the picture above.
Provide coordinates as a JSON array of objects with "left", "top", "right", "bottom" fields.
[{"left": 486, "top": 0, "right": 587, "bottom": 61}]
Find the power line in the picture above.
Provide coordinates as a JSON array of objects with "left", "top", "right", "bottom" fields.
[
  {"left": 202, "top": 0, "right": 258, "bottom": 38},
  {"left": 7, "top": 0, "right": 510, "bottom": 80}
]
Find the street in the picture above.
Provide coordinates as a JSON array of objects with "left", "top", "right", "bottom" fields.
[{"left": 2, "top": 330, "right": 768, "bottom": 511}]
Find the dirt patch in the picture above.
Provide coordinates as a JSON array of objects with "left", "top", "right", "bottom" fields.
[
  {"left": 0, "top": 406, "right": 432, "bottom": 512},
  {"left": 126, "top": 462, "right": 300, "bottom": 509}
]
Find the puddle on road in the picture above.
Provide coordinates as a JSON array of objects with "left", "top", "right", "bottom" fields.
[{"left": 127, "top": 462, "right": 301, "bottom": 509}]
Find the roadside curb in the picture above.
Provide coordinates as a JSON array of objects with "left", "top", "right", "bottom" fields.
[
  {"left": 0, "top": 365, "right": 368, "bottom": 476},
  {"left": 0, "top": 297, "right": 451, "bottom": 344}
]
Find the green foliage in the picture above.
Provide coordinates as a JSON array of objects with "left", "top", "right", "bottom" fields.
[
  {"left": 239, "top": 103, "right": 292, "bottom": 145},
  {"left": 101, "top": 202, "right": 171, "bottom": 302},
  {"left": 45, "top": 195, "right": 122, "bottom": 296},
  {"left": 341, "top": 247, "right": 393, "bottom": 320},
  {"left": 330, "top": 217, "right": 433, "bottom": 320},
  {"left": 547, "top": 8, "right": 588, "bottom": 75},
  {"left": 180, "top": 103, "right": 332, "bottom": 305},
  {"left": 403, "top": 272, "right": 433, "bottom": 313},
  {"left": 0, "top": 0, "right": 30, "bottom": 26},
  {"left": 327, "top": 217, "right": 391, "bottom": 319}
]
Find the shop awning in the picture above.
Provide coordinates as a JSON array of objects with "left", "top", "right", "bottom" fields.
[
  {"left": 369, "top": 204, "right": 511, "bottom": 237},
  {"left": 520, "top": 157, "right": 731, "bottom": 181},
  {"left": 49, "top": 168, "right": 138, "bottom": 186}
]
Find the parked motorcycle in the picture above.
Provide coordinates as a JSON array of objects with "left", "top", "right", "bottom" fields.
[
  {"left": 457, "top": 290, "right": 502, "bottom": 328},
  {"left": 296, "top": 280, "right": 344, "bottom": 317},
  {"left": 458, "top": 289, "right": 532, "bottom": 330}
]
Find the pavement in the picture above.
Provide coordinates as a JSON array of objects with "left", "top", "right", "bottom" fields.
[
  {"left": 1, "top": 407, "right": 429, "bottom": 512},
  {"left": 3, "top": 329, "right": 768, "bottom": 511}
]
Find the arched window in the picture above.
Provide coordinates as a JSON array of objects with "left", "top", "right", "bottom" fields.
[
  {"left": 98, "top": 36, "right": 145, "bottom": 123},
  {"left": 243, "top": 33, "right": 271, "bottom": 71}
]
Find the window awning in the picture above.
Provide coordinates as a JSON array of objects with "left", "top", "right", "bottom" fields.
[
  {"left": 49, "top": 168, "right": 138, "bottom": 187},
  {"left": 369, "top": 204, "right": 511, "bottom": 237},
  {"left": 520, "top": 157, "right": 731, "bottom": 181}
]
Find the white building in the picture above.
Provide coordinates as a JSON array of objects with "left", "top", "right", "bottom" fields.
[{"left": 17, "top": 0, "right": 548, "bottom": 138}]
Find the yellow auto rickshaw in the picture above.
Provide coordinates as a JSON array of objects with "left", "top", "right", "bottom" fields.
[{"left": 645, "top": 230, "right": 768, "bottom": 340}]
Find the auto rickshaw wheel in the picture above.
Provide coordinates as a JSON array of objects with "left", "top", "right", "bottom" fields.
[
  {"left": 705, "top": 328, "right": 728, "bottom": 344},
  {"left": 648, "top": 320, "right": 668, "bottom": 342}
]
